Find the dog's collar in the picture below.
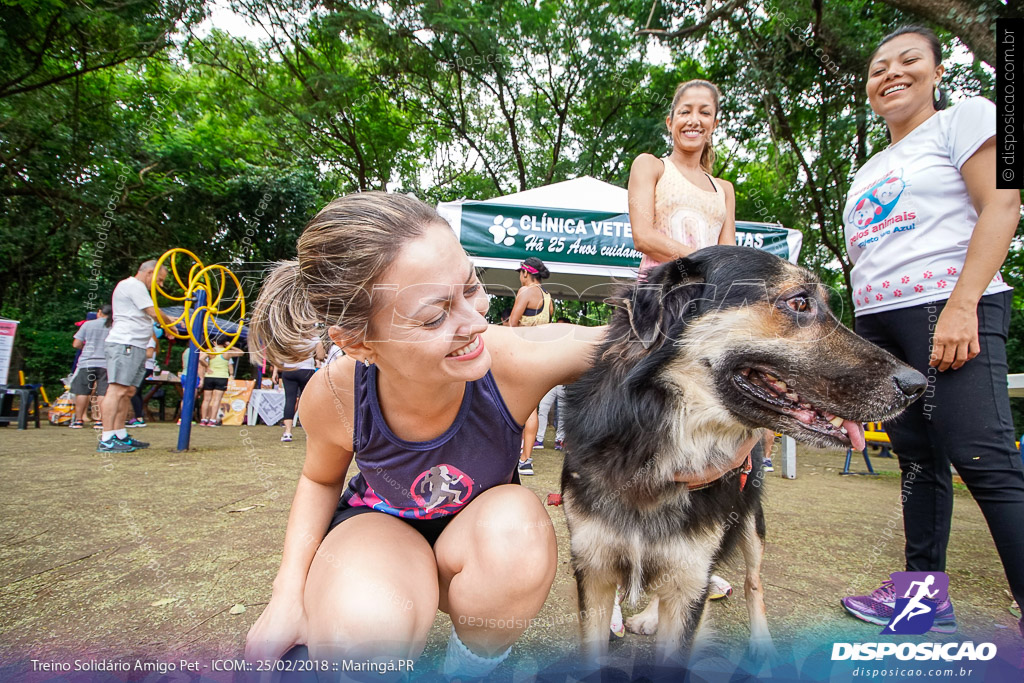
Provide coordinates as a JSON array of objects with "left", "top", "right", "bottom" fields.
[
  {"left": 685, "top": 453, "right": 753, "bottom": 491},
  {"left": 675, "top": 433, "right": 760, "bottom": 491}
]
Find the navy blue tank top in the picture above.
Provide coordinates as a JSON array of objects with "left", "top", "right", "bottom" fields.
[{"left": 340, "top": 362, "right": 523, "bottom": 520}]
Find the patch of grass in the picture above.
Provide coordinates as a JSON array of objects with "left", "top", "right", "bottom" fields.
[{"left": 0, "top": 425, "right": 1017, "bottom": 670}]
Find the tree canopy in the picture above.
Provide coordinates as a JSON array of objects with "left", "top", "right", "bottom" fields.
[{"left": 1, "top": 0, "right": 1020, "bottom": 400}]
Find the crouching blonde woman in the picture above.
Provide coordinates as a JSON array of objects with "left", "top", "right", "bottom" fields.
[{"left": 244, "top": 192, "right": 605, "bottom": 678}]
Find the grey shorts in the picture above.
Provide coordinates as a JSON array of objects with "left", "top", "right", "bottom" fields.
[
  {"left": 104, "top": 342, "right": 147, "bottom": 387},
  {"left": 70, "top": 366, "right": 108, "bottom": 396}
]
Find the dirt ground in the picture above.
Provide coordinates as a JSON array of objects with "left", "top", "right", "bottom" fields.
[{"left": 1, "top": 421, "right": 1021, "bottom": 679}]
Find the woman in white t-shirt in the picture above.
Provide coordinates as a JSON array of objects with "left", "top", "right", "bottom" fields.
[{"left": 840, "top": 26, "right": 1024, "bottom": 637}]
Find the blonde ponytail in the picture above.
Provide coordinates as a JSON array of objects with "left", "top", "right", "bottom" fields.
[
  {"left": 250, "top": 192, "right": 443, "bottom": 366},
  {"left": 249, "top": 261, "right": 320, "bottom": 366}
]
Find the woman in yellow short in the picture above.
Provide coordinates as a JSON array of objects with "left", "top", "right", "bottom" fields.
[{"left": 200, "top": 339, "right": 242, "bottom": 426}]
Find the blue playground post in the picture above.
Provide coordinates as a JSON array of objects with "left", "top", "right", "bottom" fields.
[{"left": 176, "top": 288, "right": 207, "bottom": 452}]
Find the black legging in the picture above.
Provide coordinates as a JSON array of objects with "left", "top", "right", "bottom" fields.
[
  {"left": 131, "top": 368, "right": 154, "bottom": 419},
  {"left": 856, "top": 290, "right": 1024, "bottom": 608},
  {"left": 282, "top": 369, "right": 316, "bottom": 421}
]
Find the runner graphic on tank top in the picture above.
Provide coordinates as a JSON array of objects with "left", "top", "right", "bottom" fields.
[
  {"left": 342, "top": 363, "right": 518, "bottom": 521},
  {"left": 415, "top": 465, "right": 472, "bottom": 511}
]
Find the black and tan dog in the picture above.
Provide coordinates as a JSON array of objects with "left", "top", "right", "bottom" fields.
[{"left": 561, "top": 245, "right": 925, "bottom": 666}]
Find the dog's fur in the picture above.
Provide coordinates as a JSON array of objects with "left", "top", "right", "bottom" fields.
[{"left": 561, "top": 246, "right": 925, "bottom": 666}]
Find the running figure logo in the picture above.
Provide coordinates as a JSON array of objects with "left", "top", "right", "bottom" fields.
[
  {"left": 410, "top": 464, "right": 475, "bottom": 518},
  {"left": 882, "top": 571, "right": 950, "bottom": 635}
]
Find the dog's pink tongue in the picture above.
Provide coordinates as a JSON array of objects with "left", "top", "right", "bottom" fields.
[{"left": 845, "top": 420, "right": 866, "bottom": 450}]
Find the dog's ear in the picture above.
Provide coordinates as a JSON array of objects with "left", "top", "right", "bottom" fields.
[
  {"left": 626, "top": 258, "right": 706, "bottom": 350},
  {"left": 625, "top": 286, "right": 664, "bottom": 350}
]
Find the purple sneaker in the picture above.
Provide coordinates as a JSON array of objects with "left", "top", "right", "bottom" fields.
[
  {"left": 842, "top": 580, "right": 896, "bottom": 625},
  {"left": 928, "top": 598, "right": 957, "bottom": 633},
  {"left": 842, "top": 579, "right": 957, "bottom": 633},
  {"left": 1019, "top": 618, "right": 1024, "bottom": 671}
]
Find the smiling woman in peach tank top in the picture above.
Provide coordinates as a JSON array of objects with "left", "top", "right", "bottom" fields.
[{"left": 628, "top": 79, "right": 736, "bottom": 277}]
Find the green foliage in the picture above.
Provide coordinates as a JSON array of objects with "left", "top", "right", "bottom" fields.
[
  {"left": 1, "top": 0, "right": 1021, "bottom": 408},
  {"left": 554, "top": 299, "right": 614, "bottom": 326},
  {"left": 486, "top": 294, "right": 610, "bottom": 326},
  {"left": 0, "top": 0, "right": 204, "bottom": 100}
]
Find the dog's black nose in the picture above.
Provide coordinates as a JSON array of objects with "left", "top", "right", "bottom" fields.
[{"left": 894, "top": 366, "right": 927, "bottom": 403}]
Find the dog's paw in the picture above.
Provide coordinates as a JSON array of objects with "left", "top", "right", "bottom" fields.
[
  {"left": 747, "top": 635, "right": 778, "bottom": 661},
  {"left": 625, "top": 611, "right": 659, "bottom": 635}
]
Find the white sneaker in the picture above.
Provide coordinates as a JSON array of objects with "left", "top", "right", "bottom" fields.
[
  {"left": 709, "top": 574, "right": 732, "bottom": 600},
  {"left": 610, "top": 586, "right": 625, "bottom": 637}
]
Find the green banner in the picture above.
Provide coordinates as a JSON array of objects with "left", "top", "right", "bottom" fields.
[{"left": 458, "top": 202, "right": 793, "bottom": 267}]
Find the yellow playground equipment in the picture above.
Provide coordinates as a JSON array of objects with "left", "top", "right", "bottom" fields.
[{"left": 150, "top": 248, "right": 245, "bottom": 450}]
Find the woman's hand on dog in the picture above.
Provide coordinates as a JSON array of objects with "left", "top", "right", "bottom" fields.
[
  {"left": 244, "top": 588, "right": 308, "bottom": 662},
  {"left": 671, "top": 433, "right": 761, "bottom": 486},
  {"left": 930, "top": 301, "right": 980, "bottom": 372}
]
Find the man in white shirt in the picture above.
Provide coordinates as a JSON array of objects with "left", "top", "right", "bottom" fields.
[{"left": 99, "top": 260, "right": 171, "bottom": 453}]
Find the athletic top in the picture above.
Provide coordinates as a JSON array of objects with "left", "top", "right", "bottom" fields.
[
  {"left": 206, "top": 349, "right": 231, "bottom": 378},
  {"left": 74, "top": 318, "right": 110, "bottom": 369},
  {"left": 517, "top": 288, "right": 551, "bottom": 327},
  {"left": 107, "top": 276, "right": 156, "bottom": 348},
  {"left": 340, "top": 362, "right": 523, "bottom": 521},
  {"left": 638, "top": 157, "right": 726, "bottom": 275},
  {"left": 843, "top": 97, "right": 1010, "bottom": 315},
  {"left": 283, "top": 338, "right": 319, "bottom": 370}
]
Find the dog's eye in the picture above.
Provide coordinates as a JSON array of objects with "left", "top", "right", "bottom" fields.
[{"left": 787, "top": 296, "right": 810, "bottom": 313}]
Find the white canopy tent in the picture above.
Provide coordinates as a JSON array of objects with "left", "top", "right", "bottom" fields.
[{"left": 437, "top": 176, "right": 803, "bottom": 302}]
